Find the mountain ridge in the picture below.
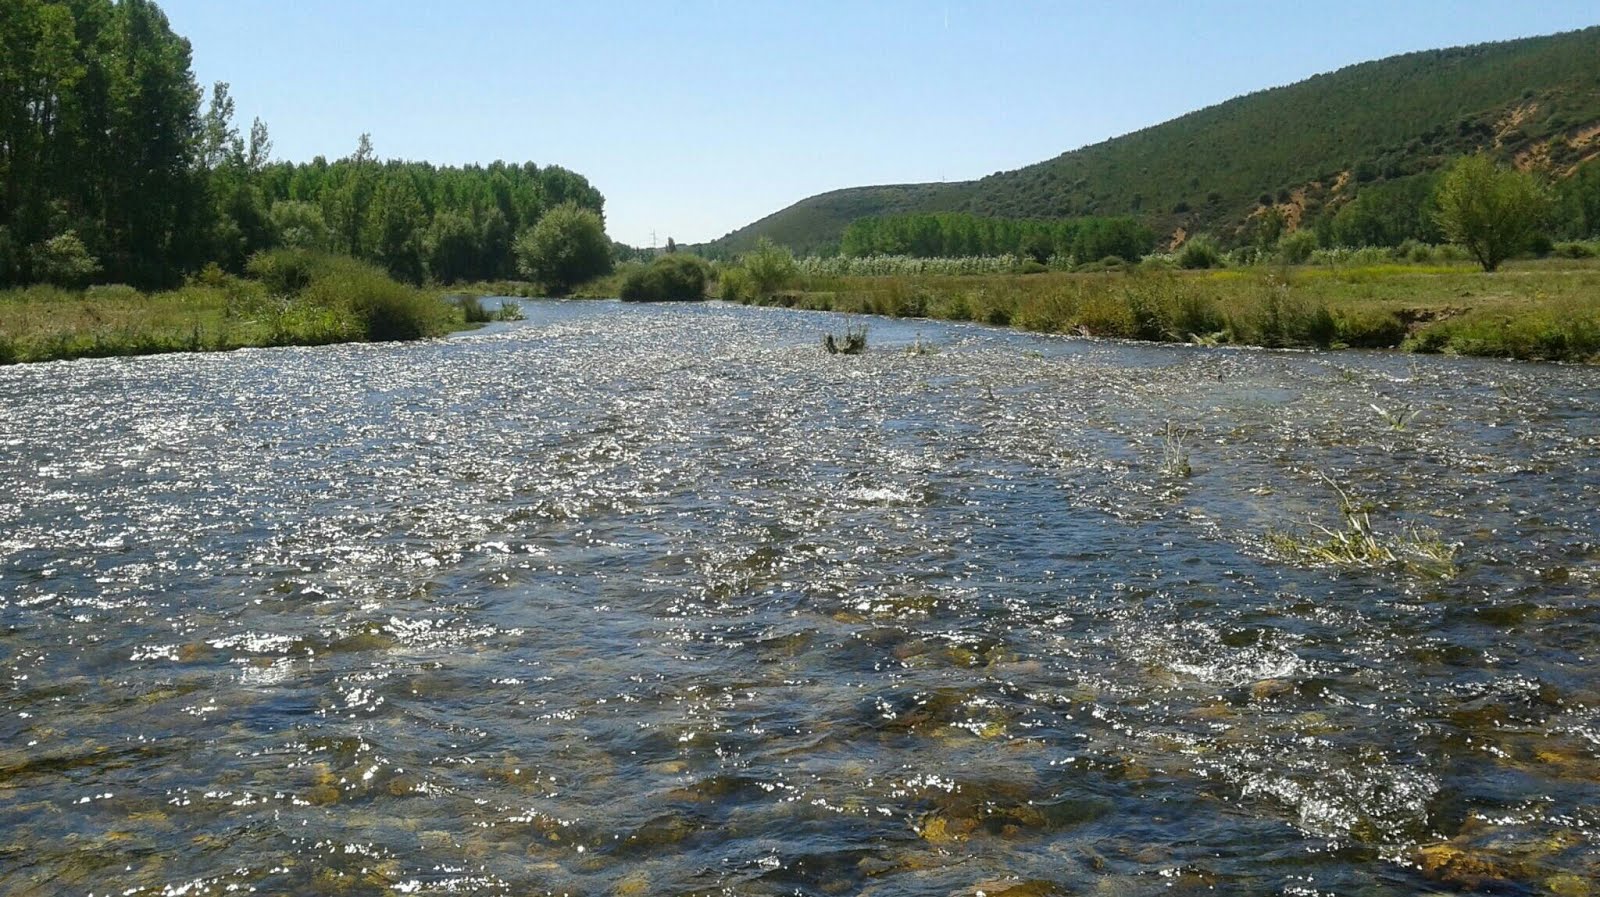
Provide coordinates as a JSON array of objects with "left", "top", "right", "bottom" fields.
[{"left": 702, "top": 26, "right": 1600, "bottom": 256}]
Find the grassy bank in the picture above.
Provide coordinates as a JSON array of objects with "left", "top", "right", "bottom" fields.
[
  {"left": 0, "top": 252, "right": 474, "bottom": 366},
  {"left": 730, "top": 259, "right": 1600, "bottom": 363}
]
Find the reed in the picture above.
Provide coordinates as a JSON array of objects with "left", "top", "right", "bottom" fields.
[
  {"left": 822, "top": 325, "right": 869, "bottom": 355},
  {"left": 1267, "top": 475, "right": 1458, "bottom": 576}
]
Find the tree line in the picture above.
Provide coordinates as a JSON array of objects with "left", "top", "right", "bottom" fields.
[
  {"left": 833, "top": 154, "right": 1600, "bottom": 273},
  {"left": 0, "top": 0, "right": 606, "bottom": 289},
  {"left": 840, "top": 212, "right": 1156, "bottom": 264}
]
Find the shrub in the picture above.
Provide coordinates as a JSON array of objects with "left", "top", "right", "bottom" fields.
[
  {"left": 1168, "top": 287, "right": 1226, "bottom": 339},
  {"left": 514, "top": 203, "right": 613, "bottom": 294},
  {"left": 340, "top": 277, "right": 443, "bottom": 341},
  {"left": 742, "top": 238, "right": 798, "bottom": 297},
  {"left": 619, "top": 254, "right": 711, "bottom": 302},
  {"left": 1178, "top": 235, "right": 1223, "bottom": 269},
  {"left": 296, "top": 255, "right": 448, "bottom": 341},
  {"left": 1335, "top": 309, "right": 1407, "bottom": 347},
  {"left": 31, "top": 231, "right": 100, "bottom": 287},
  {"left": 822, "top": 325, "right": 868, "bottom": 355},
  {"left": 85, "top": 283, "right": 144, "bottom": 302},
  {"left": 718, "top": 266, "right": 754, "bottom": 303},
  {"left": 1552, "top": 241, "right": 1596, "bottom": 258},
  {"left": 459, "top": 294, "right": 492, "bottom": 322},
  {"left": 1277, "top": 231, "right": 1316, "bottom": 264},
  {"left": 1227, "top": 277, "right": 1335, "bottom": 348},
  {"left": 247, "top": 248, "right": 324, "bottom": 295}
]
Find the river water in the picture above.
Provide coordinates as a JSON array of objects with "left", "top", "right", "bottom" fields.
[{"left": 1, "top": 300, "right": 1598, "bottom": 896}]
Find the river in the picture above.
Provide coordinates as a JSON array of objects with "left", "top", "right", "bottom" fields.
[{"left": 2, "top": 300, "right": 1598, "bottom": 895}]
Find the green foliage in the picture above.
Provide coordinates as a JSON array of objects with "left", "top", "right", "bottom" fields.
[
  {"left": 839, "top": 212, "right": 1154, "bottom": 264},
  {"left": 0, "top": 226, "right": 16, "bottom": 286},
  {"left": 1277, "top": 230, "right": 1318, "bottom": 264},
  {"left": 1334, "top": 308, "right": 1408, "bottom": 348},
  {"left": 1558, "top": 158, "right": 1600, "bottom": 238},
  {"left": 269, "top": 201, "right": 329, "bottom": 251},
  {"left": 619, "top": 254, "right": 711, "bottom": 302},
  {"left": 246, "top": 248, "right": 322, "bottom": 295},
  {"left": 1224, "top": 278, "right": 1337, "bottom": 348},
  {"left": 742, "top": 238, "right": 798, "bottom": 297},
  {"left": 822, "top": 325, "right": 869, "bottom": 355},
  {"left": 1178, "top": 235, "right": 1223, "bottom": 269},
  {"left": 1433, "top": 154, "right": 1553, "bottom": 271},
  {"left": 717, "top": 266, "right": 754, "bottom": 302},
  {"left": 297, "top": 255, "right": 446, "bottom": 341},
  {"left": 29, "top": 231, "right": 100, "bottom": 287},
  {"left": 1329, "top": 173, "right": 1443, "bottom": 248},
  {"left": 1, "top": 252, "right": 456, "bottom": 364},
  {"left": 797, "top": 255, "right": 1022, "bottom": 277},
  {"left": 1409, "top": 299, "right": 1600, "bottom": 361},
  {"left": 0, "top": 1, "right": 607, "bottom": 289},
  {"left": 708, "top": 27, "right": 1600, "bottom": 257},
  {"left": 424, "top": 212, "right": 481, "bottom": 285},
  {"left": 459, "top": 294, "right": 493, "bottom": 323},
  {"left": 514, "top": 203, "right": 613, "bottom": 295}
]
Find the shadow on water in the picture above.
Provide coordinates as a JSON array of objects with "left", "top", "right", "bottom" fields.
[{"left": 0, "top": 300, "right": 1597, "bottom": 895}]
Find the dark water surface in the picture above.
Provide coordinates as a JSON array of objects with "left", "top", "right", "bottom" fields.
[{"left": 2, "top": 300, "right": 1598, "bottom": 896}]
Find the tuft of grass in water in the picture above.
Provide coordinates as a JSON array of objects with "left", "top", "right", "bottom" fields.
[
  {"left": 1161, "top": 422, "right": 1193, "bottom": 478},
  {"left": 1267, "top": 474, "right": 1457, "bottom": 576},
  {"left": 495, "top": 300, "right": 525, "bottom": 321},
  {"left": 1369, "top": 401, "right": 1420, "bottom": 431},
  {"left": 822, "top": 324, "right": 869, "bottom": 355},
  {"left": 905, "top": 333, "right": 936, "bottom": 356}
]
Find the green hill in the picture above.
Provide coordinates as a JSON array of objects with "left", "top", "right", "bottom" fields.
[{"left": 706, "top": 26, "right": 1600, "bottom": 256}]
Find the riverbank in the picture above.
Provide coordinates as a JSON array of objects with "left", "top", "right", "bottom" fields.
[
  {"left": 0, "top": 253, "right": 474, "bottom": 365},
  {"left": 730, "top": 260, "right": 1600, "bottom": 362}
]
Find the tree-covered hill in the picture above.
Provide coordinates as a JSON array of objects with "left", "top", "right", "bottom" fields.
[{"left": 705, "top": 26, "right": 1600, "bottom": 256}]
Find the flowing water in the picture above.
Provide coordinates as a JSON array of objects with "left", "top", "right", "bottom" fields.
[{"left": 2, "top": 300, "right": 1598, "bottom": 896}]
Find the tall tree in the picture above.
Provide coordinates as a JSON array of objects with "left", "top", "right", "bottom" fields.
[{"left": 1434, "top": 154, "right": 1551, "bottom": 272}]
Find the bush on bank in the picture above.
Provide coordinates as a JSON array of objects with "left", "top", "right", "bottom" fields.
[{"left": 619, "top": 255, "right": 711, "bottom": 302}]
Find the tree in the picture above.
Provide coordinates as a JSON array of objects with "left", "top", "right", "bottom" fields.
[
  {"left": 514, "top": 203, "right": 611, "bottom": 294},
  {"left": 424, "top": 210, "right": 480, "bottom": 284},
  {"left": 742, "top": 237, "right": 797, "bottom": 296},
  {"left": 31, "top": 230, "right": 100, "bottom": 287},
  {"left": 1434, "top": 154, "right": 1551, "bottom": 272},
  {"left": 619, "top": 254, "right": 709, "bottom": 302},
  {"left": 270, "top": 200, "right": 329, "bottom": 250}
]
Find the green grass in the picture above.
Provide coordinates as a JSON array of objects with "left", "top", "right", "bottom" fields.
[
  {"left": 727, "top": 258, "right": 1600, "bottom": 363},
  {"left": 0, "top": 252, "right": 471, "bottom": 365},
  {"left": 1267, "top": 475, "right": 1459, "bottom": 577}
]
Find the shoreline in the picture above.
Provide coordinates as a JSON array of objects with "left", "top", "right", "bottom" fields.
[{"left": 727, "top": 261, "right": 1600, "bottom": 364}]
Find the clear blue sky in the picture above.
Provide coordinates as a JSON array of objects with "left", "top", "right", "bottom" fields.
[{"left": 160, "top": 1, "right": 1598, "bottom": 248}]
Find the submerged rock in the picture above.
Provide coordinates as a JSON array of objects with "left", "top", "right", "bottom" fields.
[{"left": 1249, "top": 678, "right": 1295, "bottom": 701}]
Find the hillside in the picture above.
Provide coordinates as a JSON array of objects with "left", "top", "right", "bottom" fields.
[{"left": 706, "top": 26, "right": 1600, "bottom": 256}]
